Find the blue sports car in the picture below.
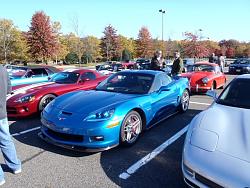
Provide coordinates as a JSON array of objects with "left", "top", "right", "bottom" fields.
[
  {"left": 39, "top": 70, "right": 190, "bottom": 152},
  {"left": 9, "top": 65, "right": 60, "bottom": 86}
]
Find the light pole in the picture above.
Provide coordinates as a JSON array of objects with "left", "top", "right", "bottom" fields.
[{"left": 159, "top": 9, "right": 166, "bottom": 52}]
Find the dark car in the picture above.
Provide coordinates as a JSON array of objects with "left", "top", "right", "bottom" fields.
[
  {"left": 229, "top": 58, "right": 250, "bottom": 74},
  {"left": 136, "top": 58, "right": 151, "bottom": 70}
]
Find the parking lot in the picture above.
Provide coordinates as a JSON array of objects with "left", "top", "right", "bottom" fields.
[{"left": 1, "top": 73, "right": 236, "bottom": 188}]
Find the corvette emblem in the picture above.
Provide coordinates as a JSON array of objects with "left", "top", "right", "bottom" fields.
[{"left": 58, "top": 117, "right": 66, "bottom": 121}]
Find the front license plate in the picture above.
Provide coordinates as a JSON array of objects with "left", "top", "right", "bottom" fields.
[{"left": 236, "top": 69, "right": 241, "bottom": 72}]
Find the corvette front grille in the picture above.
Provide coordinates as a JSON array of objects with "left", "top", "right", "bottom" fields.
[{"left": 46, "top": 128, "right": 84, "bottom": 142}]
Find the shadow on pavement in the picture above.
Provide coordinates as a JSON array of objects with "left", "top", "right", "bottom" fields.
[{"left": 99, "top": 109, "right": 202, "bottom": 187}]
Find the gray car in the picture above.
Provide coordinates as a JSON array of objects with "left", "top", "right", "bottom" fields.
[{"left": 182, "top": 74, "right": 250, "bottom": 187}]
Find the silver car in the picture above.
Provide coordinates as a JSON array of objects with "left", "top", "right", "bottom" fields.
[{"left": 182, "top": 74, "right": 250, "bottom": 187}]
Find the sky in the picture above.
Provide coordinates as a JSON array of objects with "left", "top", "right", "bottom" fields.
[{"left": 0, "top": 0, "right": 249, "bottom": 42}]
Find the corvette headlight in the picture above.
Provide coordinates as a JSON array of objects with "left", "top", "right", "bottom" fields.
[
  {"left": 190, "top": 129, "right": 218, "bottom": 152},
  {"left": 85, "top": 109, "right": 115, "bottom": 121},
  {"left": 15, "top": 95, "right": 35, "bottom": 103},
  {"left": 202, "top": 77, "right": 209, "bottom": 84}
]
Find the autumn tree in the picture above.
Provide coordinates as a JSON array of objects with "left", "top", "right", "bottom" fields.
[
  {"left": 136, "top": 27, "right": 152, "bottom": 58},
  {"left": 100, "top": 25, "right": 119, "bottom": 61},
  {"left": 82, "top": 36, "right": 101, "bottom": 63},
  {"left": 117, "top": 35, "right": 136, "bottom": 60},
  {"left": 225, "top": 47, "right": 235, "bottom": 58},
  {"left": 27, "top": 11, "right": 58, "bottom": 63},
  {"left": 183, "top": 32, "right": 209, "bottom": 58}
]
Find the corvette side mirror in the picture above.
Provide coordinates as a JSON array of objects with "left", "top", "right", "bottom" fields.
[{"left": 206, "top": 90, "right": 217, "bottom": 100}]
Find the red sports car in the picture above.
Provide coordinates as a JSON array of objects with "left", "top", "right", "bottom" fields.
[
  {"left": 181, "top": 62, "right": 226, "bottom": 93},
  {"left": 7, "top": 69, "right": 107, "bottom": 117}
]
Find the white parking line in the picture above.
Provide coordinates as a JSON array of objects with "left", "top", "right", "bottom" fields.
[
  {"left": 11, "top": 127, "right": 40, "bottom": 137},
  {"left": 119, "top": 125, "right": 189, "bottom": 180},
  {"left": 190, "top": 101, "right": 211, "bottom": 106}
]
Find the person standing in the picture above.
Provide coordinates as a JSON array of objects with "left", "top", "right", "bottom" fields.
[
  {"left": 0, "top": 65, "right": 21, "bottom": 186},
  {"left": 150, "top": 50, "right": 164, "bottom": 71},
  {"left": 217, "top": 54, "right": 225, "bottom": 72},
  {"left": 171, "top": 51, "right": 184, "bottom": 76},
  {"left": 208, "top": 53, "right": 217, "bottom": 63}
]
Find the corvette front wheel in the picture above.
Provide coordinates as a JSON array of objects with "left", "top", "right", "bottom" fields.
[{"left": 120, "top": 111, "right": 142, "bottom": 146}]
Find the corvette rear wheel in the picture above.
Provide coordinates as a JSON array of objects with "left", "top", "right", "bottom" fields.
[
  {"left": 120, "top": 111, "right": 142, "bottom": 146},
  {"left": 38, "top": 94, "right": 56, "bottom": 112},
  {"left": 180, "top": 89, "right": 190, "bottom": 113}
]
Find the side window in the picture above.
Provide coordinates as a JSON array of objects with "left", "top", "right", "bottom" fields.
[
  {"left": 30, "top": 68, "right": 48, "bottom": 77},
  {"left": 45, "top": 68, "right": 54, "bottom": 75},
  {"left": 151, "top": 74, "right": 171, "bottom": 92},
  {"left": 80, "top": 72, "right": 96, "bottom": 81}
]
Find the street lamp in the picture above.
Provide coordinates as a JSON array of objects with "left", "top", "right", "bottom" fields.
[{"left": 159, "top": 9, "right": 166, "bottom": 51}]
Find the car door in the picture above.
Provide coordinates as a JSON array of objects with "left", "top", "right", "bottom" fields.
[
  {"left": 214, "top": 66, "right": 224, "bottom": 87},
  {"left": 77, "top": 72, "right": 98, "bottom": 90},
  {"left": 150, "top": 73, "right": 179, "bottom": 124}
]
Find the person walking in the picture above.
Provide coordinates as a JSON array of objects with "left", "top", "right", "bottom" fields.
[
  {"left": 0, "top": 65, "right": 21, "bottom": 186},
  {"left": 171, "top": 51, "right": 184, "bottom": 76},
  {"left": 150, "top": 50, "right": 164, "bottom": 71}
]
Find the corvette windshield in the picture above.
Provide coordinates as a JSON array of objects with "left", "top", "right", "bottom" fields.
[
  {"left": 192, "top": 64, "right": 215, "bottom": 72},
  {"left": 217, "top": 78, "right": 250, "bottom": 109},
  {"left": 50, "top": 72, "right": 80, "bottom": 84},
  {"left": 96, "top": 72, "right": 154, "bottom": 94}
]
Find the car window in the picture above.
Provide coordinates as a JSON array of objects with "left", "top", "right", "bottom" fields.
[
  {"left": 80, "top": 72, "right": 96, "bottom": 80},
  {"left": 217, "top": 78, "right": 250, "bottom": 109},
  {"left": 45, "top": 68, "right": 54, "bottom": 75},
  {"left": 27, "top": 68, "right": 48, "bottom": 77},
  {"left": 151, "top": 73, "right": 172, "bottom": 92}
]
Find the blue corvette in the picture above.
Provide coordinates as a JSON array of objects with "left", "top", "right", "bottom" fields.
[
  {"left": 39, "top": 70, "right": 190, "bottom": 152},
  {"left": 9, "top": 65, "right": 60, "bottom": 86}
]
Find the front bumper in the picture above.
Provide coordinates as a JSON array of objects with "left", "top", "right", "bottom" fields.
[
  {"left": 7, "top": 103, "right": 37, "bottom": 117},
  {"left": 190, "top": 85, "right": 211, "bottom": 93},
  {"left": 38, "top": 131, "right": 118, "bottom": 152},
  {"left": 40, "top": 114, "right": 121, "bottom": 152},
  {"left": 182, "top": 144, "right": 250, "bottom": 187}
]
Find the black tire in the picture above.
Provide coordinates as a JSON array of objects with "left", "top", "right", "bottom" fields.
[
  {"left": 38, "top": 94, "right": 56, "bottom": 112},
  {"left": 179, "top": 89, "right": 190, "bottom": 113},
  {"left": 120, "top": 111, "right": 142, "bottom": 146},
  {"left": 211, "top": 81, "right": 216, "bottom": 90}
]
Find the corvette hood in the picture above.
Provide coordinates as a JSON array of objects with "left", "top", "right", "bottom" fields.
[
  {"left": 56, "top": 90, "right": 138, "bottom": 114},
  {"left": 199, "top": 103, "right": 250, "bottom": 163}
]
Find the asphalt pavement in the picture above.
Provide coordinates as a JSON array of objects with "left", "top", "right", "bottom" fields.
[{"left": 0, "top": 73, "right": 236, "bottom": 188}]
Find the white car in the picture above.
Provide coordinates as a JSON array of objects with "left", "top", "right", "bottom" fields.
[{"left": 182, "top": 74, "right": 250, "bottom": 187}]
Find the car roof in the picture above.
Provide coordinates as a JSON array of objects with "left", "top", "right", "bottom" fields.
[
  {"left": 62, "top": 68, "right": 97, "bottom": 74},
  {"left": 236, "top": 74, "right": 250, "bottom": 79},
  {"left": 195, "top": 61, "right": 217, "bottom": 67}
]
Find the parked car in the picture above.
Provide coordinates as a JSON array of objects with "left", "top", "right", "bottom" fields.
[
  {"left": 8, "top": 65, "right": 60, "bottom": 86},
  {"left": 39, "top": 70, "right": 190, "bottom": 152},
  {"left": 97, "top": 63, "right": 123, "bottom": 75},
  {"left": 95, "top": 61, "right": 117, "bottom": 70},
  {"left": 181, "top": 62, "right": 226, "bottom": 93},
  {"left": 182, "top": 74, "right": 250, "bottom": 187},
  {"left": 183, "top": 58, "right": 195, "bottom": 72},
  {"left": 228, "top": 58, "right": 250, "bottom": 74},
  {"left": 135, "top": 58, "right": 151, "bottom": 70},
  {"left": 7, "top": 69, "right": 107, "bottom": 117}
]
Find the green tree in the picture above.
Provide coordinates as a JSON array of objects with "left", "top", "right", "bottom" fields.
[
  {"left": 82, "top": 36, "right": 101, "bottom": 63},
  {"left": 65, "top": 52, "right": 78, "bottom": 64},
  {"left": 0, "top": 19, "right": 19, "bottom": 62}
]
